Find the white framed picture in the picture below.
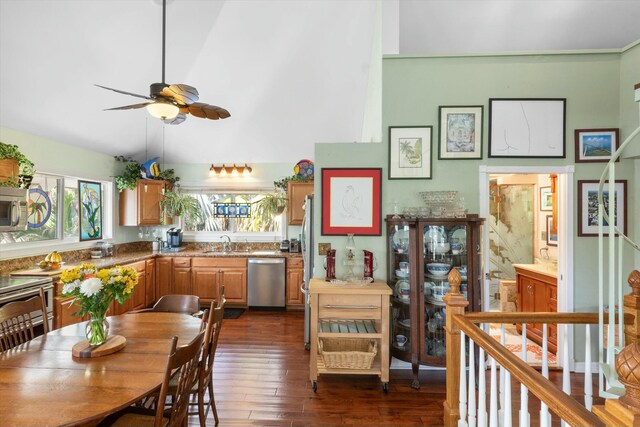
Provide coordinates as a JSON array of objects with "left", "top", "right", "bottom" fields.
[{"left": 388, "top": 126, "right": 432, "bottom": 179}]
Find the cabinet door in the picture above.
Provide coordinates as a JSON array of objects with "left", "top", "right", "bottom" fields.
[
  {"left": 145, "top": 259, "right": 156, "bottom": 307},
  {"left": 53, "top": 296, "right": 84, "bottom": 329},
  {"left": 221, "top": 268, "right": 246, "bottom": 305},
  {"left": 192, "top": 269, "right": 220, "bottom": 302},
  {"left": 138, "top": 180, "right": 165, "bottom": 225},
  {"left": 156, "top": 257, "right": 173, "bottom": 297},
  {"left": 287, "top": 182, "right": 313, "bottom": 225},
  {"left": 286, "top": 266, "right": 304, "bottom": 306},
  {"left": 173, "top": 267, "right": 192, "bottom": 295}
]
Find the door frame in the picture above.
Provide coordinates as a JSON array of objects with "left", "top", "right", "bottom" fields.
[{"left": 479, "top": 165, "right": 575, "bottom": 370}]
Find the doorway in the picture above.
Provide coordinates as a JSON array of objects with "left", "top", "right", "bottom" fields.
[{"left": 479, "top": 165, "right": 575, "bottom": 369}]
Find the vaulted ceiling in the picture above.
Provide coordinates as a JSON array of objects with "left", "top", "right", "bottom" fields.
[{"left": 1, "top": 0, "right": 638, "bottom": 165}]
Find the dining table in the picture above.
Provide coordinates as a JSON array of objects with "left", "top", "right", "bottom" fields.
[{"left": 0, "top": 312, "right": 202, "bottom": 427}]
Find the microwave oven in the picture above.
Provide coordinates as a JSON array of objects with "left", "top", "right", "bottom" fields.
[{"left": 0, "top": 187, "right": 28, "bottom": 232}]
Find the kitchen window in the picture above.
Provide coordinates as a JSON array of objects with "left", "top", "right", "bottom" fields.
[
  {"left": 0, "top": 173, "right": 113, "bottom": 249},
  {"left": 180, "top": 190, "right": 283, "bottom": 241}
]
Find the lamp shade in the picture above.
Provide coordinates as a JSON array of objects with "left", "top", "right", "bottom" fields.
[{"left": 146, "top": 100, "right": 179, "bottom": 120}]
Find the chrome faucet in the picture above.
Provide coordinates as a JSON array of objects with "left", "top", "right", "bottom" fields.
[
  {"left": 220, "top": 235, "right": 232, "bottom": 252},
  {"left": 539, "top": 247, "right": 549, "bottom": 260}
]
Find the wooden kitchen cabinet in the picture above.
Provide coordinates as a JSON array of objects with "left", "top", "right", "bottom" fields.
[
  {"left": 119, "top": 180, "right": 169, "bottom": 226},
  {"left": 53, "top": 295, "right": 84, "bottom": 329},
  {"left": 286, "top": 257, "right": 304, "bottom": 308},
  {"left": 156, "top": 257, "right": 173, "bottom": 298},
  {"left": 287, "top": 181, "right": 313, "bottom": 225},
  {"left": 145, "top": 258, "right": 155, "bottom": 307},
  {"left": 127, "top": 260, "right": 147, "bottom": 312},
  {"left": 515, "top": 264, "right": 558, "bottom": 353},
  {"left": 173, "top": 257, "right": 192, "bottom": 295},
  {"left": 192, "top": 257, "right": 247, "bottom": 306}
]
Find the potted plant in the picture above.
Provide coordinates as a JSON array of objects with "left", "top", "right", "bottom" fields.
[
  {"left": 160, "top": 191, "right": 204, "bottom": 226},
  {"left": 0, "top": 142, "right": 35, "bottom": 188},
  {"left": 114, "top": 157, "right": 180, "bottom": 192}
]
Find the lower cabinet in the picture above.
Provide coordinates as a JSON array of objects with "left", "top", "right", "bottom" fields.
[
  {"left": 53, "top": 294, "right": 84, "bottom": 330},
  {"left": 145, "top": 258, "right": 156, "bottom": 307},
  {"left": 172, "top": 257, "right": 192, "bottom": 295},
  {"left": 286, "top": 257, "right": 304, "bottom": 308},
  {"left": 156, "top": 257, "right": 173, "bottom": 298},
  {"left": 192, "top": 257, "right": 247, "bottom": 306}
]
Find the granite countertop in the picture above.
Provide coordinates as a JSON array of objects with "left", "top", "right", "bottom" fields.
[
  {"left": 8, "top": 250, "right": 301, "bottom": 277},
  {"left": 512, "top": 263, "right": 558, "bottom": 279}
]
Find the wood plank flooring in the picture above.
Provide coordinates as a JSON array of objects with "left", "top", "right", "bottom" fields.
[{"left": 195, "top": 310, "right": 602, "bottom": 426}]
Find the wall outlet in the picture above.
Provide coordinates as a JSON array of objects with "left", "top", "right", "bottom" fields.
[{"left": 318, "top": 243, "right": 331, "bottom": 255}]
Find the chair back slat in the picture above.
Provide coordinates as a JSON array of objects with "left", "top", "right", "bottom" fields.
[{"left": 0, "top": 289, "right": 48, "bottom": 352}]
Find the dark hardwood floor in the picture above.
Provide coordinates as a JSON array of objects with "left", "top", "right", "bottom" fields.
[{"left": 196, "top": 310, "right": 601, "bottom": 426}]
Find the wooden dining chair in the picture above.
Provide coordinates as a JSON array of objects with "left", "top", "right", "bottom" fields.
[
  {"left": 130, "top": 294, "right": 201, "bottom": 316},
  {"left": 0, "top": 287, "right": 48, "bottom": 352},
  {"left": 100, "top": 329, "right": 205, "bottom": 427}
]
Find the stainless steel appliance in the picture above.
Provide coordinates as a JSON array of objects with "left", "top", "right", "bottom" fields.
[
  {"left": 301, "top": 194, "right": 314, "bottom": 349},
  {"left": 279, "top": 240, "right": 290, "bottom": 252},
  {"left": 247, "top": 258, "right": 285, "bottom": 309},
  {"left": 166, "top": 228, "right": 183, "bottom": 248},
  {"left": 0, "top": 187, "right": 28, "bottom": 232},
  {"left": 0, "top": 276, "right": 54, "bottom": 330},
  {"left": 289, "top": 238, "right": 300, "bottom": 253}
]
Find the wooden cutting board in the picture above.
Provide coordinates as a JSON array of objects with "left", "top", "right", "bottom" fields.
[{"left": 11, "top": 267, "right": 64, "bottom": 277}]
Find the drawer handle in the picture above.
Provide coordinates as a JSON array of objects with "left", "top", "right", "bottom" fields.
[{"left": 322, "top": 305, "right": 378, "bottom": 309}]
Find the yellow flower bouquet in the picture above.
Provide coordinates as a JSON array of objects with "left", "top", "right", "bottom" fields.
[{"left": 61, "top": 263, "right": 138, "bottom": 345}]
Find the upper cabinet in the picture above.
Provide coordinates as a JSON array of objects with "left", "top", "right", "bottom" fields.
[
  {"left": 287, "top": 182, "right": 313, "bottom": 225},
  {"left": 119, "top": 180, "right": 168, "bottom": 226}
]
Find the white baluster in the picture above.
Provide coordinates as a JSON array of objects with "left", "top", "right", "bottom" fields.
[
  {"left": 561, "top": 324, "right": 570, "bottom": 427},
  {"left": 504, "top": 369, "right": 512, "bottom": 427},
  {"left": 478, "top": 346, "right": 487, "bottom": 427},
  {"left": 468, "top": 339, "right": 477, "bottom": 427},
  {"left": 489, "top": 357, "right": 498, "bottom": 427},
  {"left": 540, "top": 324, "right": 550, "bottom": 427},
  {"left": 499, "top": 324, "right": 506, "bottom": 421},
  {"left": 520, "top": 324, "right": 530, "bottom": 427},
  {"left": 459, "top": 331, "right": 468, "bottom": 427},
  {"left": 584, "top": 324, "right": 593, "bottom": 410}
]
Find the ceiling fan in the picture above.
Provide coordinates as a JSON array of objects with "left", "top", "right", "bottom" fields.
[{"left": 96, "top": 0, "right": 230, "bottom": 125}]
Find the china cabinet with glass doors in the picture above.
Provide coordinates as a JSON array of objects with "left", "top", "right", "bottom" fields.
[{"left": 386, "top": 214, "right": 484, "bottom": 389}]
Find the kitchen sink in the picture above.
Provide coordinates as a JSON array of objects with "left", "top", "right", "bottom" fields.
[
  {"left": 250, "top": 250, "right": 280, "bottom": 256},
  {"left": 200, "top": 251, "right": 248, "bottom": 255}
]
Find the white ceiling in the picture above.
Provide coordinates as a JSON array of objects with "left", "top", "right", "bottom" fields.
[{"left": 1, "top": 0, "right": 638, "bottom": 165}]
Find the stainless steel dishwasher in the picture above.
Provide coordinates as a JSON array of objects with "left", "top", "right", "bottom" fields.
[{"left": 247, "top": 258, "right": 285, "bottom": 309}]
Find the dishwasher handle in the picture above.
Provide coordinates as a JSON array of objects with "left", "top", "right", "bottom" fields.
[{"left": 248, "top": 258, "right": 285, "bottom": 265}]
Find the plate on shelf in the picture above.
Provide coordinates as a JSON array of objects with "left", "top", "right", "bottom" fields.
[
  {"left": 449, "top": 226, "right": 466, "bottom": 244},
  {"left": 395, "top": 269, "right": 410, "bottom": 278},
  {"left": 391, "top": 229, "right": 410, "bottom": 253},
  {"left": 426, "top": 297, "right": 447, "bottom": 306},
  {"left": 399, "top": 318, "right": 411, "bottom": 328},
  {"left": 424, "top": 226, "right": 446, "bottom": 243}
]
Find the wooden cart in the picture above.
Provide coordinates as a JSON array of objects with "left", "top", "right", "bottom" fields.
[{"left": 308, "top": 278, "right": 392, "bottom": 392}]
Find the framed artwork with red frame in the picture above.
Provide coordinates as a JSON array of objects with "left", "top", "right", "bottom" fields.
[{"left": 321, "top": 168, "right": 382, "bottom": 236}]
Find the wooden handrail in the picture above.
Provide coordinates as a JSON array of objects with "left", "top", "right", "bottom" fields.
[
  {"left": 453, "top": 314, "right": 605, "bottom": 427},
  {"left": 463, "top": 311, "right": 633, "bottom": 325}
]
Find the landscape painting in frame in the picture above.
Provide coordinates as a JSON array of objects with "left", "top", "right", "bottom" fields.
[
  {"left": 79, "top": 180, "right": 102, "bottom": 241},
  {"left": 578, "top": 180, "right": 627, "bottom": 237},
  {"left": 489, "top": 98, "right": 566, "bottom": 158},
  {"left": 388, "top": 126, "right": 432, "bottom": 179},
  {"left": 575, "top": 128, "right": 619, "bottom": 163},
  {"left": 438, "top": 106, "right": 483, "bottom": 159}
]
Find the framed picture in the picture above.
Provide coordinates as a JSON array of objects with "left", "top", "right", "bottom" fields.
[
  {"left": 578, "top": 180, "right": 627, "bottom": 237},
  {"left": 438, "top": 105, "right": 483, "bottom": 159},
  {"left": 388, "top": 126, "right": 432, "bottom": 179},
  {"left": 539, "top": 186, "right": 553, "bottom": 211},
  {"left": 575, "top": 128, "right": 619, "bottom": 163},
  {"left": 488, "top": 98, "right": 566, "bottom": 158},
  {"left": 546, "top": 215, "right": 557, "bottom": 247},
  {"left": 78, "top": 180, "right": 103, "bottom": 241},
  {"left": 321, "top": 168, "right": 382, "bottom": 235}
]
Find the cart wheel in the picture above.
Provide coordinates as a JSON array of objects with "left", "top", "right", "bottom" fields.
[
  {"left": 382, "top": 382, "right": 389, "bottom": 393},
  {"left": 411, "top": 379, "right": 420, "bottom": 390},
  {"left": 305, "top": 343, "right": 310, "bottom": 351},
  {"left": 311, "top": 381, "right": 317, "bottom": 392}
]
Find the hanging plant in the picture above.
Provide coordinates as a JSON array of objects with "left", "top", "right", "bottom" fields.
[
  {"left": 0, "top": 142, "right": 35, "bottom": 188},
  {"left": 160, "top": 191, "right": 204, "bottom": 224}
]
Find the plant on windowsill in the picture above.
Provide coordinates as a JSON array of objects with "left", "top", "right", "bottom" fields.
[
  {"left": 160, "top": 191, "right": 204, "bottom": 226},
  {"left": 0, "top": 142, "right": 35, "bottom": 188}
]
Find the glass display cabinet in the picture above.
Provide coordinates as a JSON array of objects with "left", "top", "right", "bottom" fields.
[{"left": 386, "top": 214, "right": 484, "bottom": 389}]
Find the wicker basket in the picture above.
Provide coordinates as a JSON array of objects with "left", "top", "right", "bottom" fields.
[{"left": 319, "top": 338, "right": 377, "bottom": 369}]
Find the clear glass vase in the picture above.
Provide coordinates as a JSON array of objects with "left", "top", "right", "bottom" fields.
[{"left": 86, "top": 313, "right": 109, "bottom": 346}]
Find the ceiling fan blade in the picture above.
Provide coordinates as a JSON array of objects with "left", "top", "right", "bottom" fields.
[
  {"left": 104, "top": 102, "right": 151, "bottom": 111},
  {"left": 164, "top": 113, "right": 187, "bottom": 125},
  {"left": 188, "top": 102, "right": 231, "bottom": 120},
  {"left": 161, "top": 84, "right": 199, "bottom": 105},
  {"left": 95, "top": 84, "right": 152, "bottom": 100}
]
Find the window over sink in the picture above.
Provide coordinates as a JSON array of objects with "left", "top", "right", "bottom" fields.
[{"left": 0, "top": 173, "right": 113, "bottom": 247}]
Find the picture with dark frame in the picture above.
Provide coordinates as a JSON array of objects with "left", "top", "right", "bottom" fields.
[
  {"left": 539, "top": 186, "right": 552, "bottom": 211},
  {"left": 78, "top": 180, "right": 103, "bottom": 241},
  {"left": 578, "top": 180, "right": 627, "bottom": 237},
  {"left": 546, "top": 215, "right": 557, "bottom": 246},
  {"left": 438, "top": 105, "right": 483, "bottom": 159},
  {"left": 574, "top": 128, "right": 619, "bottom": 163}
]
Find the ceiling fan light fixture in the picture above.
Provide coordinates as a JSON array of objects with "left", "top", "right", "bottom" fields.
[{"left": 146, "top": 100, "right": 179, "bottom": 120}]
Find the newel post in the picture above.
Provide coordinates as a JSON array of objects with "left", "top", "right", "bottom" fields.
[
  {"left": 443, "top": 268, "right": 469, "bottom": 427},
  {"left": 623, "top": 270, "right": 640, "bottom": 345}
]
